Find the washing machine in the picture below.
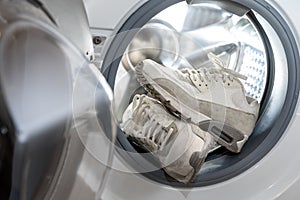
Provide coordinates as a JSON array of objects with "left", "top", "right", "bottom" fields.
[
  {"left": 84, "top": 0, "right": 300, "bottom": 199},
  {"left": 1, "top": 0, "right": 300, "bottom": 199}
]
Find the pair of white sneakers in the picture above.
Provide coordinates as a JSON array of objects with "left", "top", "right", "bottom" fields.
[{"left": 121, "top": 53, "right": 259, "bottom": 183}]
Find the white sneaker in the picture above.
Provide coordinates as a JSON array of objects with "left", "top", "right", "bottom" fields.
[
  {"left": 134, "top": 55, "right": 259, "bottom": 153},
  {"left": 121, "top": 94, "right": 214, "bottom": 183}
]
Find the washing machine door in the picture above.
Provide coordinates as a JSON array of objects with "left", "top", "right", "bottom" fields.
[{"left": 0, "top": 1, "right": 116, "bottom": 200}]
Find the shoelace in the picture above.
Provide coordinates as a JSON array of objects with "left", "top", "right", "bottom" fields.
[
  {"left": 207, "top": 52, "right": 248, "bottom": 81},
  {"left": 181, "top": 53, "right": 247, "bottom": 86},
  {"left": 182, "top": 68, "right": 236, "bottom": 85},
  {"left": 132, "top": 100, "right": 175, "bottom": 151}
]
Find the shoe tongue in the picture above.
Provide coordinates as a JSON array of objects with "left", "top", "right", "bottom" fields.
[{"left": 177, "top": 69, "right": 194, "bottom": 85}]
